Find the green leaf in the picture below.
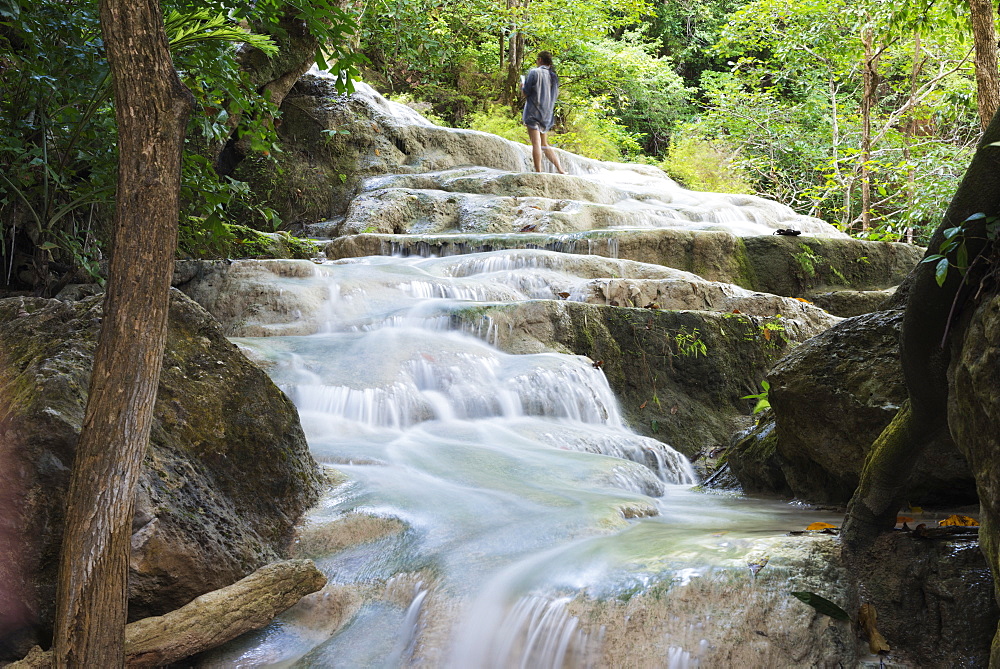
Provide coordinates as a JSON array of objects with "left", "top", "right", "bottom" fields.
[
  {"left": 790, "top": 592, "right": 850, "bottom": 621},
  {"left": 935, "top": 257, "right": 949, "bottom": 287},
  {"left": 956, "top": 244, "right": 969, "bottom": 274}
]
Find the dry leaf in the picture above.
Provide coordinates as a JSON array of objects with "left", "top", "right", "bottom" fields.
[
  {"left": 896, "top": 516, "right": 913, "bottom": 524},
  {"left": 763, "top": 329, "right": 772, "bottom": 341},
  {"left": 859, "top": 603, "right": 891, "bottom": 654},
  {"left": 557, "top": 291, "right": 570, "bottom": 299},
  {"left": 639, "top": 400, "right": 647, "bottom": 409},
  {"left": 938, "top": 514, "right": 979, "bottom": 527},
  {"left": 794, "top": 297, "right": 813, "bottom": 303},
  {"left": 374, "top": 148, "right": 381, "bottom": 156},
  {"left": 732, "top": 309, "right": 742, "bottom": 314},
  {"left": 592, "top": 360, "right": 604, "bottom": 369},
  {"left": 670, "top": 406, "right": 679, "bottom": 415},
  {"left": 806, "top": 522, "right": 837, "bottom": 531}
]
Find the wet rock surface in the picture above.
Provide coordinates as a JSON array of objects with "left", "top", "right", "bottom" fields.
[
  {"left": 949, "top": 292, "right": 1000, "bottom": 660},
  {"left": 452, "top": 299, "right": 816, "bottom": 457},
  {"left": 0, "top": 291, "right": 322, "bottom": 659},
  {"left": 326, "top": 230, "right": 921, "bottom": 298},
  {"left": 171, "top": 254, "right": 837, "bottom": 457},
  {"left": 727, "top": 309, "right": 974, "bottom": 504},
  {"left": 852, "top": 532, "right": 999, "bottom": 667},
  {"left": 252, "top": 75, "right": 842, "bottom": 237}
]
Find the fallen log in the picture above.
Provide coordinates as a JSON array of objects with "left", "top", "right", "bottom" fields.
[{"left": 10, "top": 559, "right": 326, "bottom": 668}]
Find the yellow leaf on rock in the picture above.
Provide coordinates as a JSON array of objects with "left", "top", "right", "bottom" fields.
[
  {"left": 794, "top": 297, "right": 812, "bottom": 303},
  {"left": 938, "top": 514, "right": 979, "bottom": 527},
  {"left": 859, "top": 603, "right": 891, "bottom": 654},
  {"left": 806, "top": 522, "right": 837, "bottom": 531}
]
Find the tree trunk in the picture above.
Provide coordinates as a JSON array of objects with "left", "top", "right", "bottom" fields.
[
  {"left": 50, "top": 0, "right": 192, "bottom": 666},
  {"left": 859, "top": 27, "right": 879, "bottom": 232},
  {"left": 502, "top": 0, "right": 525, "bottom": 108},
  {"left": 842, "top": 107, "right": 1000, "bottom": 551},
  {"left": 14, "top": 560, "right": 327, "bottom": 669},
  {"left": 969, "top": 0, "right": 1000, "bottom": 130}
]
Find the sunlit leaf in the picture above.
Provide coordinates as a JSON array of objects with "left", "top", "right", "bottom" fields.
[{"left": 938, "top": 514, "right": 979, "bottom": 527}]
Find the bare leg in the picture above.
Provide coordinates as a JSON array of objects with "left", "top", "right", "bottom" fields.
[
  {"left": 539, "top": 132, "right": 565, "bottom": 174},
  {"left": 527, "top": 127, "right": 543, "bottom": 172}
]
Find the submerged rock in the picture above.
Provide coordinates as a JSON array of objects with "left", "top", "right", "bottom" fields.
[
  {"left": 727, "top": 309, "right": 974, "bottom": 504},
  {"left": 0, "top": 291, "right": 323, "bottom": 659}
]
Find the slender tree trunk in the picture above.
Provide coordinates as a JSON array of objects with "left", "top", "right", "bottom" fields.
[
  {"left": 859, "top": 27, "right": 879, "bottom": 232},
  {"left": 904, "top": 34, "right": 922, "bottom": 242},
  {"left": 969, "top": 0, "right": 1000, "bottom": 129},
  {"left": 51, "top": 0, "right": 192, "bottom": 666},
  {"left": 503, "top": 0, "right": 525, "bottom": 108}
]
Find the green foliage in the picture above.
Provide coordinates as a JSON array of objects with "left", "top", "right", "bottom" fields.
[
  {"left": 662, "top": 133, "right": 753, "bottom": 193},
  {"left": 793, "top": 243, "right": 820, "bottom": 277},
  {"left": 921, "top": 212, "right": 1000, "bottom": 286},
  {"left": 741, "top": 380, "right": 771, "bottom": 414},
  {"left": 467, "top": 105, "right": 528, "bottom": 143},
  {"left": 0, "top": 0, "right": 359, "bottom": 291},
  {"left": 671, "top": 326, "right": 708, "bottom": 358}
]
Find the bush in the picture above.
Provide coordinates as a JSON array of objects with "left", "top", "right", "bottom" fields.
[
  {"left": 662, "top": 133, "right": 754, "bottom": 193},
  {"left": 467, "top": 105, "right": 528, "bottom": 143}
]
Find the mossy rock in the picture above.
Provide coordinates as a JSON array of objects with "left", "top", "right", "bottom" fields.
[
  {"left": 754, "top": 309, "right": 974, "bottom": 504},
  {"left": 0, "top": 290, "right": 323, "bottom": 659},
  {"left": 449, "top": 300, "right": 811, "bottom": 458},
  {"left": 226, "top": 225, "right": 319, "bottom": 259},
  {"left": 724, "top": 416, "right": 792, "bottom": 495}
]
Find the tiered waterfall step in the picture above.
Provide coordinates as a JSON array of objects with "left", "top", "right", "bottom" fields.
[{"left": 325, "top": 229, "right": 922, "bottom": 301}]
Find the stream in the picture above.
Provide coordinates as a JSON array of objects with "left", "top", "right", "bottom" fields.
[{"left": 198, "top": 251, "right": 842, "bottom": 668}]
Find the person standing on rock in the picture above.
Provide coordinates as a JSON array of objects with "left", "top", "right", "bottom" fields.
[{"left": 521, "top": 51, "right": 566, "bottom": 175}]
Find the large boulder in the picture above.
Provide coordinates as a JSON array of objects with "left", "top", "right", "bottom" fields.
[
  {"left": 949, "top": 291, "right": 1000, "bottom": 658},
  {"left": 727, "top": 309, "right": 975, "bottom": 504},
  {"left": 0, "top": 291, "right": 323, "bottom": 659}
]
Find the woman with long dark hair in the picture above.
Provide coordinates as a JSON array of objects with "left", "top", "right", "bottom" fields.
[{"left": 521, "top": 51, "right": 566, "bottom": 174}]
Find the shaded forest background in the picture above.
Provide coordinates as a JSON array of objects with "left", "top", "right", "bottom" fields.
[{"left": 0, "top": 0, "right": 994, "bottom": 295}]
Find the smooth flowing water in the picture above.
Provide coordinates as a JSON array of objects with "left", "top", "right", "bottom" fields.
[{"left": 201, "top": 253, "right": 840, "bottom": 668}]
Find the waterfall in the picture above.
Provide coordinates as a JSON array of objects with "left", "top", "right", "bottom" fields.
[{"left": 199, "top": 253, "right": 842, "bottom": 668}]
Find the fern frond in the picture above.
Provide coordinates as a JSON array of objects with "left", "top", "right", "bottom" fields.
[{"left": 164, "top": 9, "right": 279, "bottom": 55}]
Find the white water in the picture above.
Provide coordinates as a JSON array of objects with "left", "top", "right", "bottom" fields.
[{"left": 201, "top": 256, "right": 840, "bottom": 668}]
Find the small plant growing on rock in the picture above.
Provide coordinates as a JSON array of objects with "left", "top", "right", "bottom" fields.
[
  {"left": 671, "top": 327, "right": 707, "bottom": 357},
  {"left": 741, "top": 380, "right": 771, "bottom": 414}
]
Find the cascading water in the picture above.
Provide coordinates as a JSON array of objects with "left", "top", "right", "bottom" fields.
[{"left": 200, "top": 253, "right": 841, "bottom": 668}]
